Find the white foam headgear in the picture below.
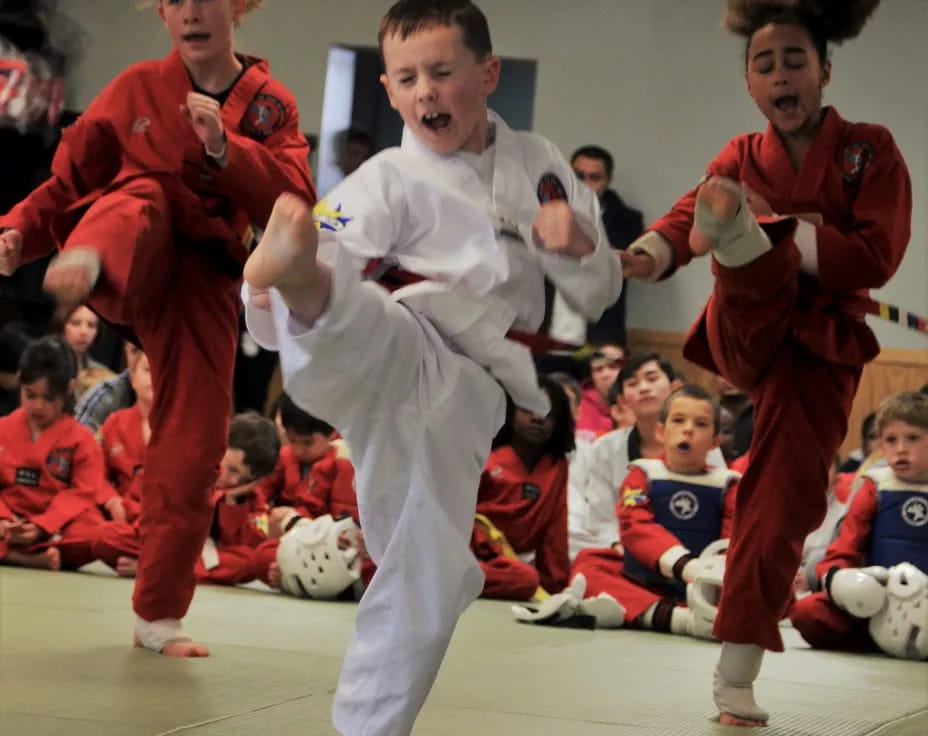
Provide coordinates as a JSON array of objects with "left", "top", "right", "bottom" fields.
[
  {"left": 869, "top": 563, "right": 928, "bottom": 661},
  {"left": 276, "top": 514, "right": 361, "bottom": 600}
]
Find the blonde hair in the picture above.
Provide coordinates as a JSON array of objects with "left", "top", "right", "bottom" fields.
[
  {"left": 142, "top": 1, "right": 264, "bottom": 14},
  {"left": 876, "top": 391, "right": 928, "bottom": 434}
]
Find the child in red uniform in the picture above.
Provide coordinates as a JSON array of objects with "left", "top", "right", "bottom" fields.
[
  {"left": 0, "top": 0, "right": 314, "bottom": 656},
  {"left": 0, "top": 337, "right": 105, "bottom": 570},
  {"left": 471, "top": 514, "right": 540, "bottom": 601},
  {"left": 567, "top": 386, "right": 738, "bottom": 636},
  {"left": 622, "top": 1, "right": 910, "bottom": 724},
  {"left": 94, "top": 413, "right": 280, "bottom": 585},
  {"left": 99, "top": 352, "right": 153, "bottom": 524},
  {"left": 257, "top": 393, "right": 338, "bottom": 513},
  {"left": 791, "top": 392, "right": 928, "bottom": 656},
  {"left": 475, "top": 376, "right": 574, "bottom": 595},
  {"left": 255, "top": 397, "right": 365, "bottom": 592}
]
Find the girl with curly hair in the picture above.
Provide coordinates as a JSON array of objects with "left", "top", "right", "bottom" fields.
[{"left": 624, "top": 0, "right": 910, "bottom": 726}]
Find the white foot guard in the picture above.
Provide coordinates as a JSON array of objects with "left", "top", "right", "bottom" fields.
[
  {"left": 713, "top": 666, "right": 769, "bottom": 725},
  {"left": 694, "top": 180, "right": 772, "bottom": 268},
  {"left": 134, "top": 617, "right": 191, "bottom": 653},
  {"left": 714, "top": 641, "right": 769, "bottom": 725}
]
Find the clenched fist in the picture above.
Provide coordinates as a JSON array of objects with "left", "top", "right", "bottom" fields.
[
  {"left": 0, "top": 228, "right": 23, "bottom": 276},
  {"left": 531, "top": 201, "right": 594, "bottom": 258},
  {"left": 183, "top": 91, "right": 227, "bottom": 162}
]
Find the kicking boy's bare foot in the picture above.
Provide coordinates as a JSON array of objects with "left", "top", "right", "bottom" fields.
[
  {"left": 134, "top": 618, "right": 210, "bottom": 657},
  {"left": 116, "top": 556, "right": 138, "bottom": 578},
  {"left": 268, "top": 560, "right": 282, "bottom": 590},
  {"left": 243, "top": 194, "right": 332, "bottom": 325},
  {"left": 5, "top": 547, "right": 61, "bottom": 570},
  {"left": 43, "top": 247, "right": 101, "bottom": 314}
]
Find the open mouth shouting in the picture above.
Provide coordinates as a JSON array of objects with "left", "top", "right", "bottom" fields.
[
  {"left": 181, "top": 32, "right": 211, "bottom": 45},
  {"left": 422, "top": 111, "right": 451, "bottom": 132},
  {"left": 772, "top": 93, "right": 801, "bottom": 117}
]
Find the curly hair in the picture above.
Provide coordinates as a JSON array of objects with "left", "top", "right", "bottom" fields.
[{"left": 725, "top": 0, "right": 881, "bottom": 61}]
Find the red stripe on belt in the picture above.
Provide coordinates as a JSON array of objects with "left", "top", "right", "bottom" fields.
[{"left": 363, "top": 259, "right": 577, "bottom": 356}]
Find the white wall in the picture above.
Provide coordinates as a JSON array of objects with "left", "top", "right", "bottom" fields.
[{"left": 63, "top": 0, "right": 927, "bottom": 350}]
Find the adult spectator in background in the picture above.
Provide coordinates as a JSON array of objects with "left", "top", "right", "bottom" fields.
[
  {"left": 339, "top": 128, "right": 374, "bottom": 178},
  {"left": 571, "top": 145, "right": 643, "bottom": 348}
]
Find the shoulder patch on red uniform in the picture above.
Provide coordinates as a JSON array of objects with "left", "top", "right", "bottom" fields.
[
  {"left": 243, "top": 94, "right": 286, "bottom": 140},
  {"left": 621, "top": 485, "right": 646, "bottom": 507},
  {"left": 841, "top": 141, "right": 873, "bottom": 186},
  {"left": 537, "top": 172, "right": 568, "bottom": 203},
  {"left": 521, "top": 482, "right": 541, "bottom": 502}
]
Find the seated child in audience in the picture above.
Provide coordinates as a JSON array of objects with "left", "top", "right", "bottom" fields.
[
  {"left": 581, "top": 354, "right": 728, "bottom": 555},
  {"left": 257, "top": 393, "right": 339, "bottom": 511},
  {"left": 0, "top": 336, "right": 106, "bottom": 570},
  {"left": 714, "top": 375, "right": 752, "bottom": 463},
  {"left": 73, "top": 342, "right": 142, "bottom": 437},
  {"left": 93, "top": 413, "right": 280, "bottom": 584},
  {"left": 576, "top": 344, "right": 625, "bottom": 442},
  {"left": 551, "top": 371, "right": 599, "bottom": 562},
  {"left": 718, "top": 407, "right": 736, "bottom": 466},
  {"left": 794, "top": 456, "right": 852, "bottom": 595},
  {"left": 471, "top": 513, "right": 540, "bottom": 601},
  {"left": 474, "top": 375, "right": 574, "bottom": 594},
  {"left": 839, "top": 411, "right": 878, "bottom": 474},
  {"left": 791, "top": 391, "right": 927, "bottom": 655},
  {"left": 97, "top": 352, "right": 153, "bottom": 523},
  {"left": 565, "top": 385, "right": 739, "bottom": 637},
  {"left": 62, "top": 305, "right": 115, "bottom": 401}
]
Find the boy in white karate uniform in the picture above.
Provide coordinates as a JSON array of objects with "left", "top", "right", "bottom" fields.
[{"left": 243, "top": 2, "right": 622, "bottom": 733}]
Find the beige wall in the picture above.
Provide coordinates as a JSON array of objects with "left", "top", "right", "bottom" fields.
[{"left": 64, "top": 0, "right": 928, "bottom": 350}]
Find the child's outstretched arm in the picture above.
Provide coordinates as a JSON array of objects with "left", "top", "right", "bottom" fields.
[
  {"left": 0, "top": 74, "right": 130, "bottom": 266},
  {"left": 631, "top": 139, "right": 743, "bottom": 282}
]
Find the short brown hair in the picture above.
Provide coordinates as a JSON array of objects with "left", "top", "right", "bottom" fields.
[
  {"left": 379, "top": 0, "right": 492, "bottom": 61},
  {"left": 876, "top": 391, "right": 928, "bottom": 435},
  {"left": 228, "top": 412, "right": 280, "bottom": 480},
  {"left": 660, "top": 385, "right": 721, "bottom": 434}
]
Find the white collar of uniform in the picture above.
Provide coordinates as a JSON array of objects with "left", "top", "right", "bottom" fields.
[{"left": 400, "top": 109, "right": 535, "bottom": 242}]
